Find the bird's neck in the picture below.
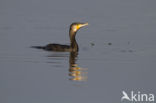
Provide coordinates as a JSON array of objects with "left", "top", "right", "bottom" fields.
[{"left": 69, "top": 31, "right": 79, "bottom": 52}]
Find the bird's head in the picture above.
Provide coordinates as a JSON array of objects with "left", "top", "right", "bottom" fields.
[{"left": 70, "top": 22, "right": 88, "bottom": 33}]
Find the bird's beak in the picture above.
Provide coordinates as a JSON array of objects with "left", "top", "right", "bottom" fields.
[
  {"left": 78, "top": 22, "right": 88, "bottom": 29},
  {"left": 76, "top": 22, "right": 88, "bottom": 31},
  {"left": 80, "top": 22, "right": 89, "bottom": 27}
]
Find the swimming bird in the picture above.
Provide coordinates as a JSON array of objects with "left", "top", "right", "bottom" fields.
[{"left": 32, "top": 22, "right": 88, "bottom": 52}]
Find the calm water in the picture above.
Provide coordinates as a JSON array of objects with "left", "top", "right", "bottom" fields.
[{"left": 0, "top": 0, "right": 156, "bottom": 103}]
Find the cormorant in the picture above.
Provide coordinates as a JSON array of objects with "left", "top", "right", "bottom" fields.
[{"left": 32, "top": 22, "right": 88, "bottom": 52}]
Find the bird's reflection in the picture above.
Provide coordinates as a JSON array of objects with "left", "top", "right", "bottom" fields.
[
  {"left": 46, "top": 51, "right": 88, "bottom": 81},
  {"left": 69, "top": 52, "right": 88, "bottom": 81}
]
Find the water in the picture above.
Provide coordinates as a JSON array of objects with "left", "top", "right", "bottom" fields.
[{"left": 0, "top": 0, "right": 156, "bottom": 103}]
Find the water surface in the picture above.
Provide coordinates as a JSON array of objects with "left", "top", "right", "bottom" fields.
[{"left": 0, "top": 0, "right": 156, "bottom": 103}]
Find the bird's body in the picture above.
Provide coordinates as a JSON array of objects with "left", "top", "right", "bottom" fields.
[
  {"left": 32, "top": 44, "right": 70, "bottom": 52},
  {"left": 32, "top": 22, "right": 88, "bottom": 52}
]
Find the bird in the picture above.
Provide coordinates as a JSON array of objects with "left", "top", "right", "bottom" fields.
[
  {"left": 121, "top": 91, "right": 131, "bottom": 101},
  {"left": 32, "top": 22, "right": 88, "bottom": 52}
]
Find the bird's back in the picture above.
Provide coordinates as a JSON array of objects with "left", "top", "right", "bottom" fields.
[{"left": 32, "top": 44, "right": 71, "bottom": 52}]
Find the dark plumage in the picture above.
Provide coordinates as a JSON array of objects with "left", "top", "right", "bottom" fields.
[
  {"left": 32, "top": 22, "right": 88, "bottom": 52},
  {"left": 32, "top": 44, "right": 70, "bottom": 51}
]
